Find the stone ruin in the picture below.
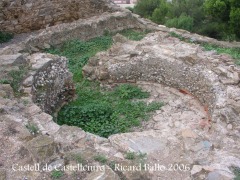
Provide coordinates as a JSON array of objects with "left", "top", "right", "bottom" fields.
[{"left": 0, "top": 0, "right": 240, "bottom": 180}]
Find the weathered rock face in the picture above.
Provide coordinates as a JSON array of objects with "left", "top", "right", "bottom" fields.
[
  {"left": 0, "top": 0, "right": 116, "bottom": 33},
  {"left": 29, "top": 53, "right": 75, "bottom": 114},
  {"left": 0, "top": 11, "right": 159, "bottom": 55},
  {"left": 83, "top": 33, "right": 240, "bottom": 125}
]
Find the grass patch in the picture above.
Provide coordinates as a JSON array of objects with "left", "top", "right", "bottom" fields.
[
  {"left": 119, "top": 29, "right": 150, "bottom": 41},
  {"left": 169, "top": 32, "right": 186, "bottom": 41},
  {"left": 73, "top": 154, "right": 86, "bottom": 164},
  {"left": 25, "top": 122, "right": 39, "bottom": 135},
  {"left": 125, "top": 152, "right": 136, "bottom": 160},
  {"left": 51, "top": 170, "right": 64, "bottom": 180},
  {"left": 125, "top": 151, "right": 147, "bottom": 161},
  {"left": 47, "top": 30, "right": 162, "bottom": 138},
  {"left": 202, "top": 44, "right": 240, "bottom": 65},
  {"left": 169, "top": 32, "right": 240, "bottom": 65},
  {"left": 0, "top": 31, "right": 13, "bottom": 43},
  {"left": 94, "top": 154, "right": 108, "bottom": 164},
  {"left": 0, "top": 79, "right": 11, "bottom": 84},
  {"left": 8, "top": 66, "right": 28, "bottom": 96}
]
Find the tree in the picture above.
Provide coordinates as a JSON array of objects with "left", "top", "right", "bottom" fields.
[
  {"left": 204, "top": 0, "right": 230, "bottom": 21},
  {"left": 204, "top": 0, "right": 240, "bottom": 38},
  {"left": 151, "top": 0, "right": 170, "bottom": 24},
  {"left": 133, "top": 0, "right": 160, "bottom": 18}
]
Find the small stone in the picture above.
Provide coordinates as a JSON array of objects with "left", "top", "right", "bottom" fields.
[
  {"left": 227, "top": 124, "right": 233, "bottom": 130},
  {"left": 174, "top": 121, "right": 181, "bottom": 127},
  {"left": 48, "top": 159, "right": 64, "bottom": 170},
  {"left": 25, "top": 104, "right": 41, "bottom": 116},
  {"left": 43, "top": 43, "right": 51, "bottom": 49},
  {"left": 191, "top": 165, "right": 203, "bottom": 176},
  {"left": 114, "top": 152, "right": 124, "bottom": 159},
  {"left": 22, "top": 76, "right": 33, "bottom": 87},
  {"left": 181, "top": 129, "right": 197, "bottom": 138},
  {"left": 26, "top": 135, "right": 57, "bottom": 164}
]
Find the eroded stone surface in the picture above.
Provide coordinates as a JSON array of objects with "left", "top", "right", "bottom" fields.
[{"left": 0, "top": 0, "right": 117, "bottom": 33}]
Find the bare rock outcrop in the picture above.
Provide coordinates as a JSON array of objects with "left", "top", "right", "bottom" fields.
[{"left": 0, "top": 0, "right": 117, "bottom": 33}]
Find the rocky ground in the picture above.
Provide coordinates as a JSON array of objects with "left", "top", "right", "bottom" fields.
[
  {"left": 0, "top": 78, "right": 239, "bottom": 179},
  {"left": 1, "top": 6, "right": 240, "bottom": 180}
]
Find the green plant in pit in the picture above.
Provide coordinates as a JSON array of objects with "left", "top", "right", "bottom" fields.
[
  {"left": 57, "top": 83, "right": 163, "bottom": 137},
  {"left": 94, "top": 154, "right": 108, "bottom": 164},
  {"left": 25, "top": 122, "right": 39, "bottom": 135},
  {"left": 47, "top": 32, "right": 162, "bottom": 138},
  {"left": 47, "top": 36, "right": 113, "bottom": 82},
  {"left": 51, "top": 170, "right": 64, "bottom": 180},
  {"left": 114, "top": 84, "right": 150, "bottom": 99},
  {"left": 0, "top": 31, "right": 13, "bottom": 43}
]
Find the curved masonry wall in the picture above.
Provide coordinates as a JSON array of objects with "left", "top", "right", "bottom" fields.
[{"left": 83, "top": 33, "right": 240, "bottom": 125}]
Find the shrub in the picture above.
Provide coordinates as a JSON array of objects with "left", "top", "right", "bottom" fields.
[
  {"left": 0, "top": 31, "right": 13, "bottom": 43},
  {"left": 165, "top": 14, "right": 194, "bottom": 31},
  {"left": 133, "top": 0, "right": 160, "bottom": 18},
  {"left": 195, "top": 21, "right": 227, "bottom": 40},
  {"left": 150, "top": 0, "right": 170, "bottom": 24}
]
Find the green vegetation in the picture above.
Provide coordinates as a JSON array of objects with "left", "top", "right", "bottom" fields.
[
  {"left": 94, "top": 154, "right": 108, "bottom": 164},
  {"left": 0, "top": 79, "right": 11, "bottom": 84},
  {"left": 125, "top": 151, "right": 147, "bottom": 160},
  {"left": 25, "top": 122, "right": 39, "bottom": 135},
  {"left": 125, "top": 152, "right": 136, "bottom": 160},
  {"left": 233, "top": 167, "right": 240, "bottom": 180},
  {"left": 47, "top": 30, "right": 161, "bottom": 138},
  {"left": 57, "top": 82, "right": 163, "bottom": 137},
  {"left": 118, "top": 29, "right": 150, "bottom": 41},
  {"left": 168, "top": 31, "right": 240, "bottom": 65},
  {"left": 51, "top": 170, "right": 64, "bottom": 180},
  {"left": 8, "top": 66, "right": 28, "bottom": 96},
  {"left": 73, "top": 154, "right": 86, "bottom": 164},
  {"left": 202, "top": 44, "right": 240, "bottom": 65},
  {"left": 133, "top": 0, "right": 240, "bottom": 41},
  {"left": 0, "top": 31, "right": 13, "bottom": 43}
]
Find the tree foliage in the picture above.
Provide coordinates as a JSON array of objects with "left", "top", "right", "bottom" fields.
[{"left": 133, "top": 0, "right": 240, "bottom": 41}]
